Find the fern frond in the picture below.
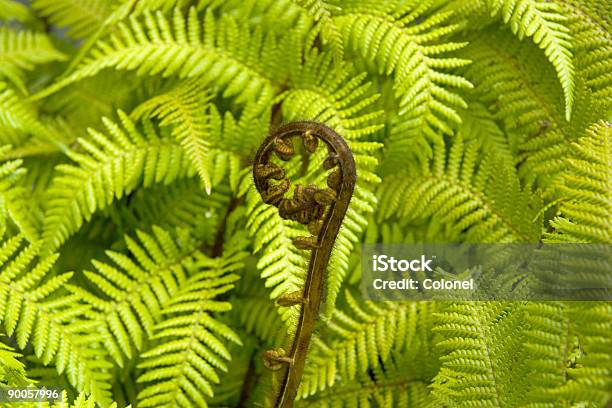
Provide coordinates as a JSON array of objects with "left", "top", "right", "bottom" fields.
[
  {"left": 35, "top": 8, "right": 282, "bottom": 106},
  {"left": 546, "top": 121, "right": 611, "bottom": 243},
  {"left": 41, "top": 110, "right": 194, "bottom": 253},
  {"left": 136, "top": 239, "right": 246, "bottom": 408},
  {"left": 334, "top": 1, "right": 472, "bottom": 167},
  {"left": 0, "top": 0, "right": 37, "bottom": 24},
  {"left": 555, "top": 302, "right": 612, "bottom": 406},
  {"left": 298, "top": 375, "right": 429, "bottom": 407},
  {"left": 485, "top": 0, "right": 575, "bottom": 120},
  {"left": 456, "top": 29, "right": 600, "bottom": 190},
  {"left": 293, "top": 0, "right": 344, "bottom": 66},
  {"left": 300, "top": 291, "right": 437, "bottom": 397},
  {"left": 66, "top": 226, "right": 199, "bottom": 366},
  {"left": 0, "top": 234, "right": 113, "bottom": 405},
  {"left": 31, "top": 0, "right": 119, "bottom": 39},
  {"left": 378, "top": 137, "right": 542, "bottom": 242},
  {"left": 245, "top": 187, "right": 308, "bottom": 327},
  {"left": 0, "top": 28, "right": 66, "bottom": 94},
  {"left": 0, "top": 82, "right": 56, "bottom": 145},
  {"left": 561, "top": 0, "right": 612, "bottom": 103},
  {"left": 430, "top": 302, "right": 533, "bottom": 407},
  {"left": 132, "top": 79, "right": 214, "bottom": 192},
  {"left": 0, "top": 341, "right": 31, "bottom": 387},
  {"left": 120, "top": 179, "right": 230, "bottom": 240},
  {"left": 0, "top": 154, "right": 40, "bottom": 242}
]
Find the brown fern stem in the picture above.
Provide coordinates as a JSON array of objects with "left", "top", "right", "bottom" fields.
[{"left": 253, "top": 121, "right": 356, "bottom": 407}]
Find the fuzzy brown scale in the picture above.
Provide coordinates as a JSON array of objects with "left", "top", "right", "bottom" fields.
[{"left": 252, "top": 121, "right": 356, "bottom": 408}]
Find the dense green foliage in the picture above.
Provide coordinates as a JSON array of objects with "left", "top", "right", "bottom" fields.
[{"left": 0, "top": 0, "right": 610, "bottom": 406}]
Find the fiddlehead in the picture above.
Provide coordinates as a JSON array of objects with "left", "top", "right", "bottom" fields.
[{"left": 253, "top": 121, "right": 356, "bottom": 407}]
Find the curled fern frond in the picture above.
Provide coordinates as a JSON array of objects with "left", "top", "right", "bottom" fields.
[{"left": 283, "top": 50, "right": 382, "bottom": 314}]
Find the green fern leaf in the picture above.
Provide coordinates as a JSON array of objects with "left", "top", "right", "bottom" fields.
[
  {"left": 0, "top": 28, "right": 66, "bottom": 94},
  {"left": 485, "top": 0, "right": 575, "bottom": 120},
  {"left": 547, "top": 121, "right": 611, "bottom": 243},
  {"left": 378, "top": 137, "right": 542, "bottom": 242},
  {"left": 136, "top": 240, "right": 246, "bottom": 407},
  {"left": 132, "top": 80, "right": 214, "bottom": 193},
  {"left": 41, "top": 111, "right": 194, "bottom": 253},
  {"left": 31, "top": 0, "right": 119, "bottom": 39},
  {"left": 35, "top": 8, "right": 282, "bottom": 106},
  {"left": 300, "top": 291, "right": 436, "bottom": 398},
  {"left": 66, "top": 226, "right": 199, "bottom": 366},
  {"left": 0, "top": 235, "right": 113, "bottom": 405}
]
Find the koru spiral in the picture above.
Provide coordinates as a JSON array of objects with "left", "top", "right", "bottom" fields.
[{"left": 253, "top": 121, "right": 356, "bottom": 407}]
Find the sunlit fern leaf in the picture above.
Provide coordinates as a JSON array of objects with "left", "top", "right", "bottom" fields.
[
  {"left": 35, "top": 8, "right": 282, "bottom": 106},
  {"left": 40, "top": 110, "right": 194, "bottom": 253},
  {"left": 0, "top": 0, "right": 37, "bottom": 24},
  {"left": 546, "top": 121, "right": 611, "bottom": 243},
  {"left": 132, "top": 79, "right": 214, "bottom": 193},
  {"left": 560, "top": 0, "right": 611, "bottom": 101},
  {"left": 521, "top": 302, "right": 573, "bottom": 405},
  {"left": 31, "top": 0, "right": 119, "bottom": 39},
  {"left": 378, "top": 136, "right": 542, "bottom": 243},
  {"left": 333, "top": 0, "right": 472, "bottom": 168},
  {"left": 136, "top": 239, "right": 246, "bottom": 408},
  {"left": 0, "top": 234, "right": 113, "bottom": 405},
  {"left": 0, "top": 342, "right": 31, "bottom": 387},
  {"left": 0, "top": 82, "right": 55, "bottom": 144},
  {"left": 300, "top": 291, "right": 437, "bottom": 397},
  {"left": 293, "top": 0, "right": 344, "bottom": 66},
  {"left": 457, "top": 29, "right": 600, "bottom": 191},
  {"left": 66, "top": 226, "right": 198, "bottom": 366},
  {"left": 0, "top": 153, "right": 23, "bottom": 237},
  {"left": 485, "top": 0, "right": 575, "bottom": 120},
  {"left": 0, "top": 153, "right": 40, "bottom": 242},
  {"left": 0, "top": 28, "right": 66, "bottom": 94}
]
